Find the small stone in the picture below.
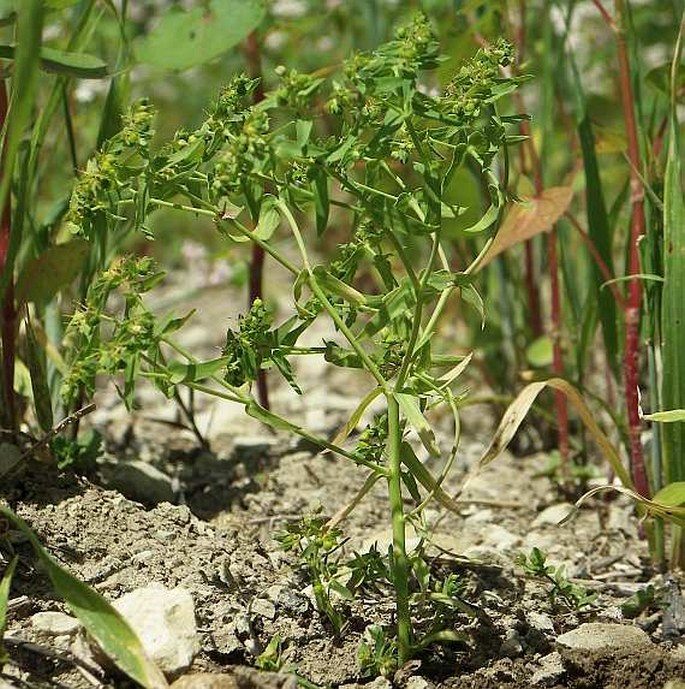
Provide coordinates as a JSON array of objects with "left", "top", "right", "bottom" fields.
[
  {"left": 481, "top": 524, "right": 520, "bottom": 551},
  {"left": 251, "top": 598, "right": 276, "bottom": 620},
  {"left": 171, "top": 674, "right": 238, "bottom": 689},
  {"left": 500, "top": 628, "right": 523, "bottom": 658},
  {"left": 527, "top": 611, "right": 555, "bottom": 635},
  {"left": 366, "top": 678, "right": 392, "bottom": 689},
  {"left": 556, "top": 622, "right": 652, "bottom": 667},
  {"left": 406, "top": 677, "right": 433, "bottom": 689},
  {"left": 0, "top": 443, "right": 21, "bottom": 477},
  {"left": 98, "top": 458, "right": 175, "bottom": 505},
  {"left": 531, "top": 651, "right": 564, "bottom": 686},
  {"left": 30, "top": 612, "right": 80, "bottom": 636},
  {"left": 533, "top": 503, "right": 574, "bottom": 527},
  {"left": 112, "top": 584, "right": 199, "bottom": 677}
]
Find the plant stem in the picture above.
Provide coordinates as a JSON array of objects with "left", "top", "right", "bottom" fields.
[
  {"left": 611, "top": 0, "right": 650, "bottom": 498},
  {"left": 243, "top": 29, "right": 269, "bottom": 410},
  {"left": 386, "top": 393, "right": 411, "bottom": 664}
]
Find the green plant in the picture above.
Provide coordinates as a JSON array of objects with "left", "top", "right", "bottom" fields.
[
  {"left": 63, "top": 14, "right": 524, "bottom": 664},
  {"left": 255, "top": 634, "right": 283, "bottom": 671},
  {"left": 517, "top": 547, "right": 597, "bottom": 610}
]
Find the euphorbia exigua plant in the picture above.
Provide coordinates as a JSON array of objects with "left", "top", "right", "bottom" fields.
[{"left": 63, "top": 15, "right": 525, "bottom": 667}]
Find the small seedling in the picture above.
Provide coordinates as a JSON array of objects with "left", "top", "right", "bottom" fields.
[
  {"left": 358, "top": 625, "right": 398, "bottom": 678},
  {"left": 255, "top": 634, "right": 283, "bottom": 671},
  {"left": 621, "top": 585, "right": 664, "bottom": 619},
  {"left": 517, "top": 547, "right": 597, "bottom": 610}
]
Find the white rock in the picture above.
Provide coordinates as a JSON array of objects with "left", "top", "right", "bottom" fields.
[
  {"left": 251, "top": 598, "right": 276, "bottom": 620},
  {"left": 113, "top": 585, "right": 199, "bottom": 676},
  {"left": 30, "top": 612, "right": 80, "bottom": 636},
  {"left": 532, "top": 503, "right": 574, "bottom": 527}
]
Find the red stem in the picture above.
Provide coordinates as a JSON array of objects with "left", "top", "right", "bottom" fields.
[
  {"left": 244, "top": 30, "right": 269, "bottom": 410},
  {"left": 612, "top": 0, "right": 649, "bottom": 498},
  {"left": 0, "top": 79, "right": 15, "bottom": 432}
]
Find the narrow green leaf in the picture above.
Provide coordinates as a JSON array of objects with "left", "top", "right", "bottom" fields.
[
  {"left": 25, "top": 315, "right": 54, "bottom": 432},
  {"left": 645, "top": 410, "right": 685, "bottom": 423},
  {"left": 653, "top": 482, "right": 685, "bottom": 507},
  {"left": 661, "top": 17, "right": 685, "bottom": 484},
  {"left": 15, "top": 239, "right": 90, "bottom": 305},
  {"left": 311, "top": 165, "right": 329, "bottom": 236},
  {"left": 0, "top": 555, "right": 17, "bottom": 644},
  {"left": 568, "top": 50, "right": 620, "bottom": 376},
  {"left": 134, "top": 0, "right": 266, "bottom": 71},
  {"left": 0, "top": 504, "right": 168, "bottom": 688},
  {"left": 395, "top": 392, "right": 440, "bottom": 457}
]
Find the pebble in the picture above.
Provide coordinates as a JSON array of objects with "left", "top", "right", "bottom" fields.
[
  {"left": 532, "top": 503, "right": 574, "bottom": 527},
  {"left": 527, "top": 611, "right": 556, "bottom": 635},
  {"left": 112, "top": 584, "right": 199, "bottom": 676},
  {"left": 251, "top": 597, "right": 276, "bottom": 620},
  {"left": 98, "top": 458, "right": 175, "bottom": 505},
  {"left": 556, "top": 622, "right": 652, "bottom": 666},
  {"left": 30, "top": 612, "right": 80, "bottom": 636},
  {"left": 499, "top": 628, "right": 523, "bottom": 658},
  {"left": 530, "top": 651, "right": 564, "bottom": 686},
  {"left": 171, "top": 674, "right": 237, "bottom": 689}
]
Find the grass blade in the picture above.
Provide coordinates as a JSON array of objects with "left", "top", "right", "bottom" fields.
[{"left": 661, "top": 15, "right": 685, "bottom": 485}]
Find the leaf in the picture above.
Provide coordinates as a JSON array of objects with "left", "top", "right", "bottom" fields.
[
  {"left": 661, "top": 16, "right": 685, "bottom": 487},
  {"left": 25, "top": 316, "right": 53, "bottom": 432},
  {"left": 645, "top": 410, "right": 685, "bottom": 423},
  {"left": 311, "top": 165, "right": 329, "bottom": 236},
  {"left": 0, "top": 555, "right": 17, "bottom": 662},
  {"left": 477, "top": 378, "right": 633, "bottom": 490},
  {"left": 167, "top": 357, "right": 229, "bottom": 385},
  {"left": 16, "top": 240, "right": 90, "bottom": 305},
  {"left": 0, "top": 504, "right": 168, "bottom": 688},
  {"left": 134, "top": 0, "right": 266, "bottom": 71},
  {"left": 653, "top": 482, "right": 685, "bottom": 507},
  {"left": 254, "top": 196, "right": 280, "bottom": 241},
  {"left": 526, "top": 336, "right": 553, "bottom": 368},
  {"left": 395, "top": 392, "right": 440, "bottom": 457},
  {"left": 0, "top": 44, "right": 107, "bottom": 78},
  {"left": 478, "top": 187, "right": 573, "bottom": 268}
]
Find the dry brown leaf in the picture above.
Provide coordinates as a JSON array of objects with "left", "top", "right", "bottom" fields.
[{"left": 478, "top": 186, "right": 574, "bottom": 269}]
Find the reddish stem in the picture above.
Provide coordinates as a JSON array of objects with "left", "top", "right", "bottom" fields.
[
  {"left": 612, "top": 0, "right": 649, "bottom": 498},
  {"left": 0, "top": 79, "right": 15, "bottom": 432},
  {"left": 244, "top": 30, "right": 269, "bottom": 410}
]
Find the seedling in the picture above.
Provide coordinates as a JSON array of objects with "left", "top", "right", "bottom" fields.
[{"left": 517, "top": 547, "right": 597, "bottom": 610}]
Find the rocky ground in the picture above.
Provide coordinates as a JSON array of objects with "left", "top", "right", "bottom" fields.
[{"left": 2, "top": 263, "right": 685, "bottom": 689}]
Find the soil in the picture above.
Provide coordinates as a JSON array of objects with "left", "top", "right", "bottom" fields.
[{"left": 2, "top": 266, "right": 685, "bottom": 689}]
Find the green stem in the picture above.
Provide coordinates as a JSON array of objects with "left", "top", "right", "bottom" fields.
[
  {"left": 277, "top": 199, "right": 388, "bottom": 389},
  {"left": 386, "top": 393, "right": 411, "bottom": 663}
]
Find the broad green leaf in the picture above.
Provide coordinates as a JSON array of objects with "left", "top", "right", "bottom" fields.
[
  {"left": 25, "top": 316, "right": 54, "bottom": 432},
  {"left": 16, "top": 239, "right": 90, "bottom": 305},
  {"left": 646, "top": 62, "right": 685, "bottom": 99},
  {"left": 478, "top": 187, "right": 573, "bottom": 269},
  {"left": 0, "top": 44, "right": 107, "bottom": 78},
  {"left": 645, "top": 410, "right": 685, "bottom": 423},
  {"left": 134, "top": 0, "right": 266, "bottom": 71},
  {"left": 395, "top": 392, "right": 440, "bottom": 457},
  {"left": 0, "top": 504, "right": 168, "bottom": 688}
]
